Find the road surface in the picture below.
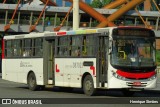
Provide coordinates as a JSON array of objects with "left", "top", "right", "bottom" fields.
[{"left": 0, "top": 74, "right": 160, "bottom": 107}]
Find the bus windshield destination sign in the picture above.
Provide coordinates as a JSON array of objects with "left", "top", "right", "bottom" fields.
[{"left": 113, "top": 28, "right": 154, "bottom": 37}]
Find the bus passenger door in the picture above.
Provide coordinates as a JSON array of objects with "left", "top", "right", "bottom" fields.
[
  {"left": 98, "top": 36, "right": 108, "bottom": 87},
  {"left": 47, "top": 40, "right": 55, "bottom": 84}
]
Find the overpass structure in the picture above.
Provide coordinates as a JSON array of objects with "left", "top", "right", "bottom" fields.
[
  {"left": 0, "top": 0, "right": 160, "bottom": 74},
  {"left": 0, "top": 2, "right": 160, "bottom": 34}
]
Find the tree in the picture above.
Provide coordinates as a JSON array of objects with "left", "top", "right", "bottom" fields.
[
  {"left": 101, "top": 0, "right": 112, "bottom": 7},
  {"left": 89, "top": 0, "right": 113, "bottom": 8},
  {"left": 89, "top": 0, "right": 102, "bottom": 8}
]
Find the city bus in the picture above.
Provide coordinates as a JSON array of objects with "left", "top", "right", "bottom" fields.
[{"left": 2, "top": 27, "right": 157, "bottom": 96}]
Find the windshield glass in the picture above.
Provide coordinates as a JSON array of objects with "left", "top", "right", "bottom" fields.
[{"left": 111, "top": 37, "right": 156, "bottom": 68}]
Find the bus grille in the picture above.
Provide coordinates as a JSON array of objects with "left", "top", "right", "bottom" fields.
[{"left": 126, "top": 82, "right": 147, "bottom": 87}]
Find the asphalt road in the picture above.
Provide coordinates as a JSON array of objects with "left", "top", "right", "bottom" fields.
[{"left": 0, "top": 74, "right": 160, "bottom": 107}]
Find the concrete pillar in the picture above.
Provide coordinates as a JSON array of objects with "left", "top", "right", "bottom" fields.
[
  {"left": 66, "top": 14, "right": 69, "bottom": 28},
  {"left": 134, "top": 17, "right": 137, "bottom": 26},
  {"left": 73, "top": 0, "right": 79, "bottom": 30},
  {"left": 146, "top": 17, "right": 149, "bottom": 26},
  {"left": 17, "top": 12, "right": 21, "bottom": 25},
  {"left": 156, "top": 17, "right": 159, "bottom": 31},
  {"left": 5, "top": 10, "right": 8, "bottom": 25},
  {"left": 30, "top": 12, "right": 33, "bottom": 26},
  {"left": 54, "top": 13, "right": 57, "bottom": 27},
  {"left": 89, "top": 17, "right": 92, "bottom": 27},
  {"left": 62, "top": 0, "right": 65, "bottom": 7},
  {"left": 42, "top": 11, "right": 45, "bottom": 31}
]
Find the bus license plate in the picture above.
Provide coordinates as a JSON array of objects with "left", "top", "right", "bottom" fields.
[{"left": 133, "top": 82, "right": 141, "bottom": 86}]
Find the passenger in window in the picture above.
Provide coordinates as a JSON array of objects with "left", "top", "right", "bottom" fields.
[
  {"left": 29, "top": 49, "right": 32, "bottom": 56},
  {"left": 59, "top": 50, "right": 63, "bottom": 56},
  {"left": 75, "top": 47, "right": 80, "bottom": 56},
  {"left": 13, "top": 44, "right": 19, "bottom": 56},
  {"left": 13, "top": 48, "right": 17, "bottom": 56},
  {"left": 23, "top": 49, "right": 32, "bottom": 57},
  {"left": 37, "top": 48, "right": 43, "bottom": 56},
  {"left": 64, "top": 47, "right": 68, "bottom": 56},
  {"left": 23, "top": 51, "right": 27, "bottom": 57}
]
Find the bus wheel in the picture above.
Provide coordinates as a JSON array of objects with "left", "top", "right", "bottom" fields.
[
  {"left": 83, "top": 75, "right": 96, "bottom": 96},
  {"left": 122, "top": 90, "right": 135, "bottom": 97},
  {"left": 28, "top": 72, "right": 39, "bottom": 91}
]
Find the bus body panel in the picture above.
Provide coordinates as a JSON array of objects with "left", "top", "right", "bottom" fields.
[
  {"left": 2, "top": 58, "right": 44, "bottom": 85},
  {"left": 55, "top": 58, "right": 97, "bottom": 88},
  {"left": 108, "top": 76, "right": 157, "bottom": 89},
  {"left": 2, "top": 59, "right": 6, "bottom": 80},
  {"left": 107, "top": 65, "right": 157, "bottom": 89}
]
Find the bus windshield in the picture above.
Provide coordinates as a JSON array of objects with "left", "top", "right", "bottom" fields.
[
  {"left": 111, "top": 38, "right": 156, "bottom": 68},
  {"left": 111, "top": 28, "right": 156, "bottom": 69}
]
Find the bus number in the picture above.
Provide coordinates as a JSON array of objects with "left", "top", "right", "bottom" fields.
[{"left": 73, "top": 62, "right": 83, "bottom": 68}]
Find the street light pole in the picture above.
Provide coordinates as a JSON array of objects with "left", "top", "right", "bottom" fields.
[{"left": 73, "top": 0, "right": 79, "bottom": 30}]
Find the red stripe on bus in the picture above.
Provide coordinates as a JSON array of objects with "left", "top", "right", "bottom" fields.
[
  {"left": 1, "top": 39, "right": 5, "bottom": 59},
  {"left": 90, "top": 66, "right": 95, "bottom": 75},
  {"left": 117, "top": 70, "right": 156, "bottom": 79},
  {"left": 56, "top": 64, "right": 60, "bottom": 72},
  {"left": 57, "top": 32, "right": 66, "bottom": 36}
]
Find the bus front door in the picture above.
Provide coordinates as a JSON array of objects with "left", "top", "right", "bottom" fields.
[{"left": 98, "top": 36, "right": 108, "bottom": 87}]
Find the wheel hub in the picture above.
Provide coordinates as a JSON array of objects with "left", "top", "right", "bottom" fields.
[
  {"left": 30, "top": 77, "right": 35, "bottom": 87},
  {"left": 85, "top": 80, "right": 92, "bottom": 91}
]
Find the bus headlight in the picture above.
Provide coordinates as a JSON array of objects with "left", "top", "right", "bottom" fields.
[
  {"left": 112, "top": 72, "right": 126, "bottom": 80},
  {"left": 148, "top": 75, "right": 156, "bottom": 81}
]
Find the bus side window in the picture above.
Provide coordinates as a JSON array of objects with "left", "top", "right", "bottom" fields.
[
  {"left": 71, "top": 36, "right": 81, "bottom": 56},
  {"left": 5, "top": 40, "right": 13, "bottom": 57},
  {"left": 23, "top": 39, "right": 32, "bottom": 57},
  {"left": 82, "top": 35, "right": 96, "bottom": 56},
  {"left": 13, "top": 40, "right": 22, "bottom": 57},
  {"left": 56, "top": 37, "right": 69, "bottom": 56},
  {"left": 33, "top": 38, "right": 43, "bottom": 57}
]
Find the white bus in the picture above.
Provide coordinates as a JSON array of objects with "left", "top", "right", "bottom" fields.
[{"left": 2, "top": 27, "right": 157, "bottom": 96}]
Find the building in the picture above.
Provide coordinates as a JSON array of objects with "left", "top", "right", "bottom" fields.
[
  {"left": 53, "top": 0, "right": 93, "bottom": 7},
  {"left": 53, "top": 0, "right": 159, "bottom": 11},
  {"left": 143, "top": 0, "right": 160, "bottom": 11}
]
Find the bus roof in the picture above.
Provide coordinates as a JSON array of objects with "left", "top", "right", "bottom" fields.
[
  {"left": 4, "top": 26, "right": 153, "bottom": 40},
  {"left": 3, "top": 28, "right": 112, "bottom": 40}
]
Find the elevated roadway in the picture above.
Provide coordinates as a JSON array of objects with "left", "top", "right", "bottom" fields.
[{"left": 0, "top": 3, "right": 160, "bottom": 33}]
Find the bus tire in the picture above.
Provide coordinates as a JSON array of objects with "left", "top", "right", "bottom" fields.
[
  {"left": 28, "top": 72, "right": 39, "bottom": 91},
  {"left": 83, "top": 75, "right": 96, "bottom": 96}
]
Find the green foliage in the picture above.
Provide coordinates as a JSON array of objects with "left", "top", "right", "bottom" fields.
[
  {"left": 89, "top": 0, "right": 102, "bottom": 8},
  {"left": 89, "top": 0, "right": 112, "bottom": 8},
  {"left": 92, "top": 20, "right": 99, "bottom": 27},
  {"left": 101, "top": 0, "right": 112, "bottom": 7},
  {"left": 156, "top": 50, "right": 160, "bottom": 66},
  {"left": 89, "top": 0, "right": 159, "bottom": 11}
]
